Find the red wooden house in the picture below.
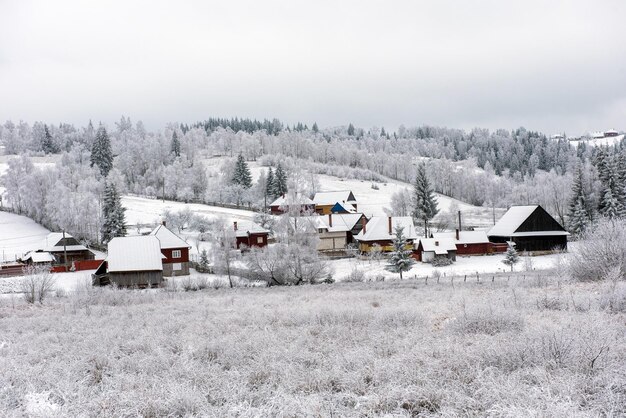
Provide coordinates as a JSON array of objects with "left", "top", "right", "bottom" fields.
[
  {"left": 150, "top": 223, "right": 191, "bottom": 276},
  {"left": 432, "top": 230, "right": 492, "bottom": 255},
  {"left": 233, "top": 221, "right": 270, "bottom": 249}
]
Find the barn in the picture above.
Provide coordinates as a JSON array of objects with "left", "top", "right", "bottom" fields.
[
  {"left": 150, "top": 223, "right": 191, "bottom": 276},
  {"left": 488, "top": 205, "right": 569, "bottom": 253},
  {"left": 313, "top": 191, "right": 358, "bottom": 215},
  {"left": 233, "top": 221, "right": 270, "bottom": 249},
  {"left": 354, "top": 216, "right": 418, "bottom": 253},
  {"left": 298, "top": 213, "right": 368, "bottom": 254},
  {"left": 415, "top": 238, "right": 457, "bottom": 263},
  {"left": 92, "top": 236, "right": 164, "bottom": 287},
  {"left": 432, "top": 230, "right": 492, "bottom": 255}
]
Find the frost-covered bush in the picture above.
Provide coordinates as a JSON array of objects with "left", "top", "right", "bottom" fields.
[
  {"left": 343, "top": 266, "right": 366, "bottom": 282},
  {"left": 432, "top": 257, "right": 453, "bottom": 267},
  {"left": 453, "top": 308, "right": 524, "bottom": 335},
  {"left": 20, "top": 267, "right": 55, "bottom": 304},
  {"left": 569, "top": 217, "right": 626, "bottom": 281}
]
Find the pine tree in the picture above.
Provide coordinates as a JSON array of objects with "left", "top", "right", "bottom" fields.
[
  {"left": 199, "top": 249, "right": 210, "bottom": 272},
  {"left": 599, "top": 187, "right": 624, "bottom": 219},
  {"left": 569, "top": 197, "right": 589, "bottom": 237},
  {"left": 171, "top": 131, "right": 181, "bottom": 157},
  {"left": 385, "top": 226, "right": 415, "bottom": 280},
  {"left": 412, "top": 162, "right": 439, "bottom": 237},
  {"left": 347, "top": 123, "right": 355, "bottom": 136},
  {"left": 266, "top": 167, "right": 275, "bottom": 200},
  {"left": 42, "top": 125, "right": 58, "bottom": 154},
  {"left": 101, "top": 182, "right": 127, "bottom": 244},
  {"left": 273, "top": 163, "right": 288, "bottom": 196},
  {"left": 232, "top": 153, "right": 252, "bottom": 188},
  {"left": 90, "top": 126, "right": 113, "bottom": 177},
  {"left": 502, "top": 245, "right": 520, "bottom": 271},
  {"left": 312, "top": 122, "right": 319, "bottom": 134},
  {"left": 567, "top": 164, "right": 590, "bottom": 230}
]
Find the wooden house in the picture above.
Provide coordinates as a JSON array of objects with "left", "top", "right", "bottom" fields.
[
  {"left": 233, "top": 221, "right": 270, "bottom": 249},
  {"left": 313, "top": 191, "right": 358, "bottom": 215},
  {"left": 415, "top": 238, "right": 457, "bottom": 263},
  {"left": 92, "top": 236, "right": 164, "bottom": 287},
  {"left": 432, "top": 230, "right": 492, "bottom": 255},
  {"left": 298, "top": 213, "right": 367, "bottom": 253},
  {"left": 488, "top": 205, "right": 568, "bottom": 253},
  {"left": 354, "top": 216, "right": 418, "bottom": 253},
  {"left": 150, "top": 223, "right": 191, "bottom": 276},
  {"left": 20, "top": 251, "right": 55, "bottom": 266},
  {"left": 40, "top": 232, "right": 95, "bottom": 266},
  {"left": 269, "top": 194, "right": 315, "bottom": 215}
]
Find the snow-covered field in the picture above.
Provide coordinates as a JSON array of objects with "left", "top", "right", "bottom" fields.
[
  {"left": 0, "top": 211, "right": 50, "bottom": 263},
  {"left": 569, "top": 134, "right": 624, "bottom": 148}
]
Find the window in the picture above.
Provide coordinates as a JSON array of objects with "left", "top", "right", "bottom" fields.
[
  {"left": 172, "top": 250, "right": 181, "bottom": 258},
  {"left": 257, "top": 236, "right": 264, "bottom": 244}
]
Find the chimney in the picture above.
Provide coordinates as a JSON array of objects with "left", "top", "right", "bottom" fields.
[
  {"left": 455, "top": 229, "right": 460, "bottom": 241},
  {"left": 388, "top": 216, "right": 392, "bottom": 235},
  {"left": 435, "top": 241, "right": 439, "bottom": 246},
  {"left": 362, "top": 216, "right": 367, "bottom": 234},
  {"left": 328, "top": 213, "right": 332, "bottom": 227},
  {"left": 233, "top": 221, "right": 238, "bottom": 231},
  {"left": 162, "top": 220, "right": 166, "bottom": 227},
  {"left": 458, "top": 210, "right": 462, "bottom": 232}
]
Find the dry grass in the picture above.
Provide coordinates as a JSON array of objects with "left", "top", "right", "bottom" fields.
[{"left": 0, "top": 275, "right": 624, "bottom": 417}]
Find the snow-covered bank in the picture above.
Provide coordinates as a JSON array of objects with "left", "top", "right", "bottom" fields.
[{"left": 0, "top": 211, "right": 50, "bottom": 263}]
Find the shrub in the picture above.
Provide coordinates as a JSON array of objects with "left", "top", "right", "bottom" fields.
[
  {"left": 432, "top": 257, "right": 453, "bottom": 267},
  {"left": 20, "top": 267, "right": 56, "bottom": 304},
  {"left": 569, "top": 217, "right": 626, "bottom": 281},
  {"left": 453, "top": 308, "right": 524, "bottom": 335},
  {"left": 343, "top": 266, "right": 365, "bottom": 282}
]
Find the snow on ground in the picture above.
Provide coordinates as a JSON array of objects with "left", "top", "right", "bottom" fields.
[
  {"left": 569, "top": 134, "right": 624, "bottom": 148},
  {"left": 0, "top": 211, "right": 50, "bottom": 263},
  {"left": 122, "top": 195, "right": 257, "bottom": 226},
  {"left": 330, "top": 247, "right": 569, "bottom": 281}
]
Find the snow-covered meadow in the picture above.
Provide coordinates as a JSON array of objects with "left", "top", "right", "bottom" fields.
[{"left": 0, "top": 274, "right": 624, "bottom": 416}]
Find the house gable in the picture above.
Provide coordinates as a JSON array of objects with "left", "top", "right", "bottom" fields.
[{"left": 515, "top": 206, "right": 566, "bottom": 233}]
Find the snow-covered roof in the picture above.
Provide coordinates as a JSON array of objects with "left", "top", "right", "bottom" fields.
[
  {"left": 150, "top": 224, "right": 191, "bottom": 249},
  {"left": 419, "top": 238, "right": 457, "bottom": 254},
  {"left": 313, "top": 191, "right": 357, "bottom": 206},
  {"left": 107, "top": 236, "right": 164, "bottom": 273},
  {"left": 354, "top": 216, "right": 418, "bottom": 241},
  {"left": 432, "top": 230, "right": 490, "bottom": 245},
  {"left": 488, "top": 205, "right": 569, "bottom": 237},
  {"left": 22, "top": 251, "right": 55, "bottom": 263},
  {"left": 488, "top": 206, "right": 538, "bottom": 237},
  {"left": 233, "top": 220, "right": 270, "bottom": 238},
  {"left": 269, "top": 193, "right": 314, "bottom": 207},
  {"left": 300, "top": 213, "right": 365, "bottom": 233},
  {"left": 40, "top": 232, "right": 89, "bottom": 253}
]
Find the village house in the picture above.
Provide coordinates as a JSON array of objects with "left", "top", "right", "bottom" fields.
[
  {"left": 313, "top": 191, "right": 358, "bottom": 215},
  {"left": 269, "top": 193, "right": 315, "bottom": 215},
  {"left": 415, "top": 237, "right": 457, "bottom": 263},
  {"left": 92, "top": 236, "right": 164, "bottom": 287},
  {"left": 354, "top": 216, "right": 418, "bottom": 253},
  {"left": 488, "top": 205, "right": 569, "bottom": 252},
  {"left": 299, "top": 213, "right": 367, "bottom": 253},
  {"left": 150, "top": 223, "right": 191, "bottom": 276},
  {"left": 432, "top": 230, "right": 492, "bottom": 256},
  {"left": 233, "top": 221, "right": 270, "bottom": 249},
  {"left": 38, "top": 232, "right": 96, "bottom": 267}
]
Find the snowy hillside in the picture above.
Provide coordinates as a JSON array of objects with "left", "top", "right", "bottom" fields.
[
  {"left": 0, "top": 211, "right": 51, "bottom": 263},
  {"left": 569, "top": 134, "right": 624, "bottom": 148}
]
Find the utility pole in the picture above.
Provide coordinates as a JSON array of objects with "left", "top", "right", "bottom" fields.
[{"left": 62, "top": 229, "right": 68, "bottom": 272}]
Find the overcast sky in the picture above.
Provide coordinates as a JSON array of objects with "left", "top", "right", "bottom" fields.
[{"left": 1, "top": 0, "right": 625, "bottom": 135}]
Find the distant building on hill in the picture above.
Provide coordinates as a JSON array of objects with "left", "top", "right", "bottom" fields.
[
  {"left": 604, "top": 129, "right": 619, "bottom": 137},
  {"left": 488, "top": 205, "right": 568, "bottom": 253}
]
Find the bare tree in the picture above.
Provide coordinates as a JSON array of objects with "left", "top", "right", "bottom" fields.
[{"left": 21, "top": 266, "right": 56, "bottom": 304}]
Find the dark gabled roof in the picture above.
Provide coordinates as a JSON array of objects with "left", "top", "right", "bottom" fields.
[{"left": 488, "top": 205, "right": 568, "bottom": 237}]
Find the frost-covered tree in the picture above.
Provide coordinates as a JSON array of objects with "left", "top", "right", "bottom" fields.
[
  {"left": 347, "top": 123, "right": 355, "bottom": 136},
  {"left": 569, "top": 197, "right": 589, "bottom": 238},
  {"left": 232, "top": 153, "right": 252, "bottom": 188},
  {"left": 265, "top": 166, "right": 275, "bottom": 203},
  {"left": 90, "top": 126, "right": 113, "bottom": 177},
  {"left": 567, "top": 164, "right": 590, "bottom": 231},
  {"left": 412, "top": 162, "right": 439, "bottom": 237},
  {"left": 502, "top": 245, "right": 520, "bottom": 271},
  {"left": 599, "top": 188, "right": 624, "bottom": 219},
  {"left": 42, "top": 125, "right": 59, "bottom": 154},
  {"left": 101, "top": 182, "right": 126, "bottom": 244},
  {"left": 385, "top": 226, "right": 415, "bottom": 280},
  {"left": 171, "top": 131, "right": 181, "bottom": 157},
  {"left": 390, "top": 188, "right": 412, "bottom": 216}
]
